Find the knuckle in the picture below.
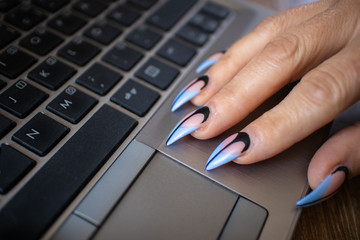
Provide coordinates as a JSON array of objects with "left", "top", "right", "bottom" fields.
[
  {"left": 300, "top": 69, "right": 345, "bottom": 108},
  {"left": 340, "top": 53, "right": 360, "bottom": 84},
  {"left": 218, "top": 52, "right": 238, "bottom": 72},
  {"left": 262, "top": 32, "right": 303, "bottom": 68}
]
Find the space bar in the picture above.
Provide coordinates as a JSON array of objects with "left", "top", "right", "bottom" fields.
[{"left": 0, "top": 105, "right": 137, "bottom": 240}]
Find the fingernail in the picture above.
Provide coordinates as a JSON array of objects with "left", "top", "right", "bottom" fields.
[
  {"left": 296, "top": 166, "right": 349, "bottom": 207},
  {"left": 206, "top": 132, "right": 250, "bottom": 171},
  {"left": 171, "top": 75, "right": 209, "bottom": 112},
  {"left": 195, "top": 51, "right": 224, "bottom": 74},
  {"left": 166, "top": 107, "right": 210, "bottom": 146}
]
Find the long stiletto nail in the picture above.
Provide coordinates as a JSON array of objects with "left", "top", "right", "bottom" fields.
[
  {"left": 206, "top": 132, "right": 250, "bottom": 171},
  {"left": 296, "top": 166, "right": 349, "bottom": 207},
  {"left": 171, "top": 75, "right": 209, "bottom": 112},
  {"left": 195, "top": 51, "right": 224, "bottom": 74},
  {"left": 166, "top": 107, "right": 210, "bottom": 146}
]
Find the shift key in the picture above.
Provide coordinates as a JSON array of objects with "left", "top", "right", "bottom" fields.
[{"left": 0, "top": 105, "right": 138, "bottom": 240}]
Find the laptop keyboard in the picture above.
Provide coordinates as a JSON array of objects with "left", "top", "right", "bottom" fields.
[{"left": 0, "top": 0, "right": 230, "bottom": 238}]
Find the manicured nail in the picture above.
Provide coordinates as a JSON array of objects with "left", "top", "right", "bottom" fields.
[
  {"left": 206, "top": 132, "right": 250, "bottom": 170},
  {"left": 296, "top": 166, "right": 349, "bottom": 207},
  {"left": 171, "top": 75, "right": 209, "bottom": 112},
  {"left": 166, "top": 107, "right": 210, "bottom": 146},
  {"left": 195, "top": 51, "right": 224, "bottom": 74}
]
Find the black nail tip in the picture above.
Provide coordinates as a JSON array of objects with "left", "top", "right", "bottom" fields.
[
  {"left": 234, "top": 132, "right": 250, "bottom": 152},
  {"left": 182, "top": 75, "right": 209, "bottom": 93},
  {"left": 181, "top": 106, "right": 209, "bottom": 125},
  {"left": 333, "top": 166, "right": 349, "bottom": 177},
  {"left": 197, "top": 75, "right": 209, "bottom": 90},
  {"left": 332, "top": 166, "right": 349, "bottom": 190},
  {"left": 196, "top": 106, "right": 210, "bottom": 122}
]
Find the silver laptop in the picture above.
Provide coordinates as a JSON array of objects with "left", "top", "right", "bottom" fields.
[{"left": 0, "top": 0, "right": 328, "bottom": 239}]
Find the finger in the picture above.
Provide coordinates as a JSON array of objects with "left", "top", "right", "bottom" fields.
[
  {"left": 308, "top": 123, "right": 360, "bottom": 188},
  {"left": 189, "top": 0, "right": 334, "bottom": 107},
  {"left": 192, "top": 0, "right": 358, "bottom": 139},
  {"left": 296, "top": 123, "right": 360, "bottom": 207},
  {"left": 206, "top": 33, "right": 360, "bottom": 169}
]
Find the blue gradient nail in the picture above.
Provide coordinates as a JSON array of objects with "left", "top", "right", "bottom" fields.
[
  {"left": 195, "top": 51, "right": 224, "bottom": 74},
  {"left": 206, "top": 132, "right": 250, "bottom": 170},
  {"left": 166, "top": 107, "right": 210, "bottom": 146},
  {"left": 296, "top": 166, "right": 348, "bottom": 207},
  {"left": 171, "top": 75, "right": 209, "bottom": 112}
]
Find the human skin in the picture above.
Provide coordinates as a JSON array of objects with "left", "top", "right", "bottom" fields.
[{"left": 178, "top": 0, "right": 360, "bottom": 199}]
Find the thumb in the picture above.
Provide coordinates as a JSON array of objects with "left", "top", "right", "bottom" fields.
[{"left": 296, "top": 122, "right": 360, "bottom": 207}]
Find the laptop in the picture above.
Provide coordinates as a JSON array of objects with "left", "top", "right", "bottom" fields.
[{"left": 0, "top": 0, "right": 329, "bottom": 239}]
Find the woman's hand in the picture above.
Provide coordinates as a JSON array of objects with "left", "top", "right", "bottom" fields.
[{"left": 167, "top": 0, "right": 360, "bottom": 206}]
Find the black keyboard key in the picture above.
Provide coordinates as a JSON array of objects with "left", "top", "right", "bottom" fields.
[
  {"left": 0, "top": 114, "right": 16, "bottom": 138},
  {"left": 201, "top": 2, "right": 229, "bottom": 19},
  {"left": 190, "top": 13, "right": 219, "bottom": 33},
  {"left": 111, "top": 79, "right": 159, "bottom": 117},
  {"left": 47, "top": 86, "right": 97, "bottom": 124},
  {"left": 76, "top": 63, "right": 122, "bottom": 96},
  {"left": 48, "top": 12, "right": 87, "bottom": 35},
  {"left": 0, "top": 24, "right": 20, "bottom": 49},
  {"left": 146, "top": 0, "right": 197, "bottom": 31},
  {"left": 32, "top": 0, "right": 70, "bottom": 12},
  {"left": 0, "top": 144, "right": 35, "bottom": 194},
  {"left": 20, "top": 27, "right": 64, "bottom": 55},
  {"left": 0, "top": 0, "right": 20, "bottom": 12},
  {"left": 28, "top": 57, "right": 76, "bottom": 90},
  {"left": 135, "top": 58, "right": 179, "bottom": 90},
  {"left": 103, "top": 43, "right": 143, "bottom": 71},
  {"left": 0, "top": 80, "right": 48, "bottom": 118},
  {"left": 0, "top": 46, "right": 37, "bottom": 79},
  {"left": 127, "top": 0, "right": 157, "bottom": 10},
  {"left": 126, "top": 26, "right": 161, "bottom": 50},
  {"left": 107, "top": 5, "right": 141, "bottom": 27},
  {"left": 4, "top": 5, "right": 46, "bottom": 30},
  {"left": 0, "top": 105, "right": 137, "bottom": 240},
  {"left": 58, "top": 38, "right": 100, "bottom": 66},
  {"left": 177, "top": 25, "right": 208, "bottom": 46},
  {"left": 13, "top": 113, "right": 69, "bottom": 156},
  {"left": 73, "top": 0, "right": 108, "bottom": 17},
  {"left": 84, "top": 21, "right": 122, "bottom": 45},
  {"left": 0, "top": 79, "right": 6, "bottom": 90},
  {"left": 157, "top": 39, "right": 196, "bottom": 66}
]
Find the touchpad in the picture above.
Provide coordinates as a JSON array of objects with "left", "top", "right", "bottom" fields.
[{"left": 94, "top": 152, "right": 238, "bottom": 240}]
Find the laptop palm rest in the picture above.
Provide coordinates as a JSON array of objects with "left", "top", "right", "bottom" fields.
[
  {"left": 94, "top": 152, "right": 266, "bottom": 239},
  {"left": 136, "top": 78, "right": 329, "bottom": 239}
]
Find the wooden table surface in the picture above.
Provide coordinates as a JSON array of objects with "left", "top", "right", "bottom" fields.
[{"left": 245, "top": 1, "right": 360, "bottom": 239}]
